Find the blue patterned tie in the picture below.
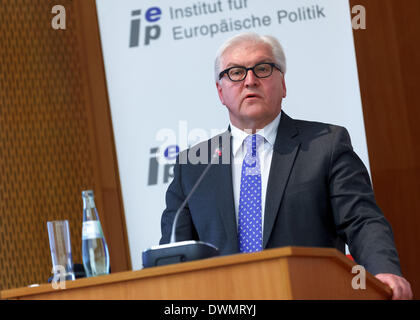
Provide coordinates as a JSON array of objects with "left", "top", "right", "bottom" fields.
[{"left": 238, "top": 134, "right": 263, "bottom": 253}]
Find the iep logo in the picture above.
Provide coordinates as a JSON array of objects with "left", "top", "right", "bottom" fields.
[
  {"left": 148, "top": 145, "right": 179, "bottom": 186},
  {"left": 129, "top": 7, "right": 162, "bottom": 47}
]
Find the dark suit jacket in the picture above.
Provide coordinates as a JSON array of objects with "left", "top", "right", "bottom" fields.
[{"left": 160, "top": 112, "right": 402, "bottom": 276}]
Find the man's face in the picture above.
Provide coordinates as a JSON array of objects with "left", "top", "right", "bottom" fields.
[{"left": 216, "top": 41, "right": 286, "bottom": 131}]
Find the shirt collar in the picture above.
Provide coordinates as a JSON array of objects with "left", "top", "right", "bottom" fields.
[{"left": 230, "top": 111, "right": 282, "bottom": 156}]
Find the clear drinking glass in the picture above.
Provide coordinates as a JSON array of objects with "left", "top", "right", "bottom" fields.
[{"left": 47, "top": 220, "right": 75, "bottom": 281}]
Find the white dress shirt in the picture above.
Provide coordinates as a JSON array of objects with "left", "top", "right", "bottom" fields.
[{"left": 230, "top": 111, "right": 282, "bottom": 232}]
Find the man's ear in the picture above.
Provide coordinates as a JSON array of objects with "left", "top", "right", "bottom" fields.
[
  {"left": 282, "top": 75, "right": 287, "bottom": 98},
  {"left": 216, "top": 81, "right": 225, "bottom": 105}
]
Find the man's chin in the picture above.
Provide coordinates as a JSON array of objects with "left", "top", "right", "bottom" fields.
[
  {"left": 241, "top": 104, "right": 269, "bottom": 119},
  {"left": 239, "top": 109, "right": 280, "bottom": 129}
]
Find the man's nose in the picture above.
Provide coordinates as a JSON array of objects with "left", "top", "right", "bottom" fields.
[{"left": 244, "top": 69, "right": 259, "bottom": 87}]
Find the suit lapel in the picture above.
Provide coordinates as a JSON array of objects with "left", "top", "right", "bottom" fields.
[
  {"left": 263, "top": 112, "right": 300, "bottom": 248},
  {"left": 213, "top": 130, "right": 239, "bottom": 251}
]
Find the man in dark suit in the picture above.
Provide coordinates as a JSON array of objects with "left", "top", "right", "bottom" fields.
[{"left": 159, "top": 32, "right": 412, "bottom": 299}]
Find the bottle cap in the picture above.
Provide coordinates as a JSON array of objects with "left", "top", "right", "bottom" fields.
[{"left": 82, "top": 190, "right": 94, "bottom": 198}]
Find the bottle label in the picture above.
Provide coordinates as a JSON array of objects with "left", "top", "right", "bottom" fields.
[{"left": 82, "top": 221, "right": 104, "bottom": 240}]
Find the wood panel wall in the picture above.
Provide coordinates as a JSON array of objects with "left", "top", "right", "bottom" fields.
[
  {"left": 0, "top": 0, "right": 130, "bottom": 290},
  {"left": 350, "top": 0, "right": 420, "bottom": 298}
]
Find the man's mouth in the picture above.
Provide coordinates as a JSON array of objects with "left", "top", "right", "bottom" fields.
[{"left": 244, "top": 93, "right": 261, "bottom": 100}]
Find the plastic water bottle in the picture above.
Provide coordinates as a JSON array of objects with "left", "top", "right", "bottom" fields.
[{"left": 81, "top": 190, "right": 110, "bottom": 277}]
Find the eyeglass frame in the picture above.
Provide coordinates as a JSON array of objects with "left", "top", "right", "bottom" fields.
[{"left": 218, "top": 62, "right": 282, "bottom": 82}]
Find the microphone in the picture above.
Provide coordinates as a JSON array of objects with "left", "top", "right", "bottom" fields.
[{"left": 142, "top": 147, "right": 222, "bottom": 268}]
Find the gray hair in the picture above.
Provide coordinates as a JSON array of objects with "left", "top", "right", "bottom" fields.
[{"left": 214, "top": 32, "right": 287, "bottom": 83}]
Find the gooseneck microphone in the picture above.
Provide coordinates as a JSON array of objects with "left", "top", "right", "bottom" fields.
[
  {"left": 142, "top": 147, "right": 222, "bottom": 268},
  {"left": 169, "top": 148, "right": 222, "bottom": 243}
]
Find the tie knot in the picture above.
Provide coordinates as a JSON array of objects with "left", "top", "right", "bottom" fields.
[{"left": 244, "top": 134, "right": 263, "bottom": 157}]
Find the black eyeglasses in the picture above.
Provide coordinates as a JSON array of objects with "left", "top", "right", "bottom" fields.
[{"left": 218, "top": 62, "right": 282, "bottom": 82}]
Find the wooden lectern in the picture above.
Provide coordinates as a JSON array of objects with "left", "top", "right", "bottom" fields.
[{"left": 0, "top": 247, "right": 392, "bottom": 300}]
